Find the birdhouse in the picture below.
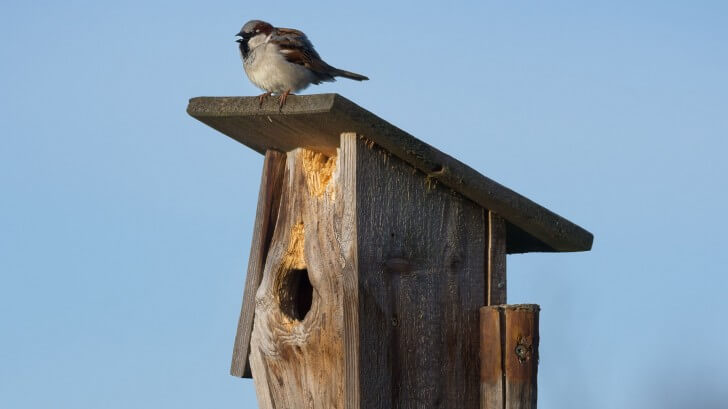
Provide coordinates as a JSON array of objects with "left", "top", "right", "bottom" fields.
[{"left": 187, "top": 94, "right": 592, "bottom": 409}]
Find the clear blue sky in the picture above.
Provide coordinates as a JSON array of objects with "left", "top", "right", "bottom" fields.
[{"left": 2, "top": 1, "right": 727, "bottom": 408}]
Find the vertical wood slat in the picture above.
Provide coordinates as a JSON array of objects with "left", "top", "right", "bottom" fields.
[
  {"left": 487, "top": 212, "right": 507, "bottom": 305},
  {"left": 340, "top": 134, "right": 360, "bottom": 409},
  {"left": 504, "top": 307, "right": 539, "bottom": 409},
  {"left": 230, "top": 150, "right": 287, "bottom": 378},
  {"left": 480, "top": 307, "right": 504, "bottom": 409},
  {"left": 480, "top": 305, "right": 540, "bottom": 409}
]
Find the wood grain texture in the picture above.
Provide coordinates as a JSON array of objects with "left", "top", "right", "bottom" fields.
[
  {"left": 504, "top": 306, "right": 539, "bottom": 409},
  {"left": 340, "top": 134, "right": 360, "bottom": 409},
  {"left": 480, "top": 305, "right": 540, "bottom": 409},
  {"left": 231, "top": 150, "right": 286, "bottom": 378},
  {"left": 349, "top": 134, "right": 486, "bottom": 409},
  {"left": 249, "top": 148, "right": 354, "bottom": 409},
  {"left": 187, "top": 94, "right": 593, "bottom": 254},
  {"left": 487, "top": 212, "right": 507, "bottom": 306},
  {"left": 480, "top": 307, "right": 504, "bottom": 409}
]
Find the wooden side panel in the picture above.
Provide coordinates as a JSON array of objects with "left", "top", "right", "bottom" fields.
[
  {"left": 349, "top": 134, "right": 486, "bottom": 409},
  {"left": 249, "top": 148, "right": 353, "bottom": 408},
  {"left": 231, "top": 150, "right": 286, "bottom": 378},
  {"left": 487, "top": 212, "right": 507, "bottom": 306}
]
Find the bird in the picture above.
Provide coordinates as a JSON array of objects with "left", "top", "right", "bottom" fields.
[{"left": 235, "top": 20, "right": 368, "bottom": 108}]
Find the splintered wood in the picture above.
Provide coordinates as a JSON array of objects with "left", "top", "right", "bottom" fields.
[
  {"left": 249, "top": 148, "right": 352, "bottom": 409},
  {"left": 301, "top": 150, "right": 336, "bottom": 198}
]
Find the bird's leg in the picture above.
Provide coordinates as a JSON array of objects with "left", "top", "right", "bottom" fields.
[
  {"left": 257, "top": 92, "right": 272, "bottom": 108},
  {"left": 278, "top": 90, "right": 292, "bottom": 109}
]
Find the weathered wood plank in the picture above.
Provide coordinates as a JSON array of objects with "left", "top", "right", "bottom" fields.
[
  {"left": 231, "top": 150, "right": 286, "bottom": 378},
  {"left": 487, "top": 212, "right": 507, "bottom": 306},
  {"left": 480, "top": 305, "right": 540, "bottom": 409},
  {"left": 340, "top": 133, "right": 360, "bottom": 409},
  {"left": 187, "top": 94, "right": 593, "bottom": 254},
  {"left": 480, "top": 307, "right": 504, "bottom": 409},
  {"left": 504, "top": 306, "right": 539, "bottom": 409},
  {"left": 249, "top": 148, "right": 352, "bottom": 408},
  {"left": 347, "top": 134, "right": 485, "bottom": 408}
]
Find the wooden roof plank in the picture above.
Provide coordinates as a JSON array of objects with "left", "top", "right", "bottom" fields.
[{"left": 187, "top": 94, "right": 593, "bottom": 253}]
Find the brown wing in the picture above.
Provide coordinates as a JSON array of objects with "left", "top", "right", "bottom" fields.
[{"left": 271, "top": 28, "right": 336, "bottom": 82}]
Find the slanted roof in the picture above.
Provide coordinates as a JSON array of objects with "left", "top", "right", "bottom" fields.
[{"left": 187, "top": 94, "right": 593, "bottom": 253}]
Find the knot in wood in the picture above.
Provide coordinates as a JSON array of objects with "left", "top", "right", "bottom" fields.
[
  {"left": 515, "top": 336, "right": 533, "bottom": 363},
  {"left": 385, "top": 257, "right": 413, "bottom": 273}
]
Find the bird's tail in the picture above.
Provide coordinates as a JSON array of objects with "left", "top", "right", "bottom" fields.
[{"left": 332, "top": 68, "right": 369, "bottom": 81}]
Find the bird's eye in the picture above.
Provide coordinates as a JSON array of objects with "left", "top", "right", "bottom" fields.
[{"left": 255, "top": 29, "right": 260, "bottom": 33}]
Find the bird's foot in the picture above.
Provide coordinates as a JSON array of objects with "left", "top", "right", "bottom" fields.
[
  {"left": 278, "top": 90, "right": 293, "bottom": 110},
  {"left": 257, "top": 92, "right": 272, "bottom": 108}
]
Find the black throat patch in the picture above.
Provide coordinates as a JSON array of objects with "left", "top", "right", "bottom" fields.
[{"left": 239, "top": 39, "right": 250, "bottom": 59}]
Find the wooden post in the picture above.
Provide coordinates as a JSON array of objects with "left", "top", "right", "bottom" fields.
[{"left": 480, "top": 304, "right": 540, "bottom": 409}]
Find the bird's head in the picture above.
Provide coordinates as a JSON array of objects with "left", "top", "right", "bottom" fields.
[{"left": 236, "top": 20, "right": 274, "bottom": 57}]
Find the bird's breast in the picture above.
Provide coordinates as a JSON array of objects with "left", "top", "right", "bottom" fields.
[{"left": 243, "top": 43, "right": 317, "bottom": 94}]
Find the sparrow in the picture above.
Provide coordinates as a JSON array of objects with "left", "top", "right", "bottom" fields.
[{"left": 235, "top": 20, "right": 368, "bottom": 108}]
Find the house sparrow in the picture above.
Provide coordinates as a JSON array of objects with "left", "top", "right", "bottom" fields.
[{"left": 235, "top": 20, "right": 368, "bottom": 108}]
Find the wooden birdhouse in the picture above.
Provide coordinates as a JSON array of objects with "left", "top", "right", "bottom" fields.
[{"left": 187, "top": 94, "right": 593, "bottom": 409}]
